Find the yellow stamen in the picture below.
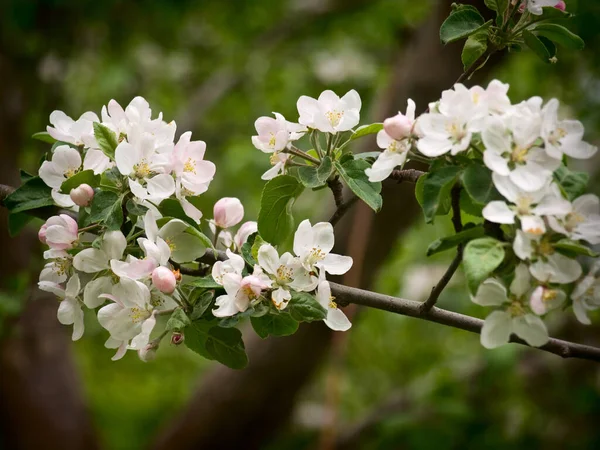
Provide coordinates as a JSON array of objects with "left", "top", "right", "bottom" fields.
[{"left": 325, "top": 110, "right": 344, "bottom": 128}]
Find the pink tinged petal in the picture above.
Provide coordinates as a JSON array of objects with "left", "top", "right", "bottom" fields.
[
  {"left": 83, "top": 149, "right": 111, "bottom": 174},
  {"left": 84, "top": 276, "right": 114, "bottom": 308},
  {"left": 482, "top": 201, "right": 515, "bottom": 224},
  {"left": 180, "top": 197, "right": 203, "bottom": 224},
  {"left": 325, "top": 307, "right": 352, "bottom": 331},
  {"left": 73, "top": 248, "right": 109, "bottom": 273},
  {"left": 115, "top": 278, "right": 151, "bottom": 308},
  {"left": 146, "top": 174, "right": 175, "bottom": 199},
  {"left": 481, "top": 311, "right": 512, "bottom": 349},
  {"left": 472, "top": 279, "right": 508, "bottom": 306},
  {"left": 321, "top": 254, "right": 353, "bottom": 275},
  {"left": 520, "top": 215, "right": 546, "bottom": 235},
  {"left": 110, "top": 258, "right": 156, "bottom": 280},
  {"left": 234, "top": 221, "right": 258, "bottom": 250},
  {"left": 39, "top": 281, "right": 65, "bottom": 297},
  {"left": 512, "top": 314, "right": 549, "bottom": 347}
]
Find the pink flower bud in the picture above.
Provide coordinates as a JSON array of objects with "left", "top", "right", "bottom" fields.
[
  {"left": 518, "top": 2, "right": 526, "bottom": 13},
  {"left": 213, "top": 197, "right": 244, "bottom": 229},
  {"left": 383, "top": 113, "right": 413, "bottom": 141},
  {"left": 171, "top": 332, "right": 184, "bottom": 346},
  {"left": 38, "top": 224, "right": 48, "bottom": 244},
  {"left": 138, "top": 344, "right": 158, "bottom": 362},
  {"left": 43, "top": 214, "right": 79, "bottom": 250},
  {"left": 152, "top": 267, "right": 177, "bottom": 294},
  {"left": 69, "top": 184, "right": 95, "bottom": 207},
  {"left": 555, "top": 1, "right": 566, "bottom": 11}
]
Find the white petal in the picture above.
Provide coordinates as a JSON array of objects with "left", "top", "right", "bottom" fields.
[
  {"left": 325, "top": 307, "right": 352, "bottom": 331},
  {"left": 84, "top": 276, "right": 114, "bottom": 308},
  {"left": 321, "top": 254, "right": 353, "bottom": 275},
  {"left": 293, "top": 219, "right": 313, "bottom": 256},
  {"left": 510, "top": 263, "right": 531, "bottom": 298},
  {"left": 83, "top": 149, "right": 111, "bottom": 174},
  {"left": 312, "top": 222, "right": 334, "bottom": 253},
  {"left": 512, "top": 314, "right": 549, "bottom": 347},
  {"left": 257, "top": 244, "right": 280, "bottom": 275},
  {"left": 482, "top": 201, "right": 515, "bottom": 224},
  {"left": 73, "top": 248, "right": 109, "bottom": 273},
  {"left": 481, "top": 310, "right": 512, "bottom": 349},
  {"left": 102, "top": 231, "right": 127, "bottom": 260},
  {"left": 472, "top": 279, "right": 508, "bottom": 306},
  {"left": 147, "top": 174, "right": 175, "bottom": 199}
]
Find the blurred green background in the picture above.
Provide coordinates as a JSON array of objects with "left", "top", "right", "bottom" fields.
[{"left": 1, "top": 1, "right": 600, "bottom": 449}]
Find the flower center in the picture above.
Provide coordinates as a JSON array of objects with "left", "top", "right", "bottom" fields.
[
  {"left": 64, "top": 167, "right": 80, "bottom": 178},
  {"left": 268, "top": 133, "right": 277, "bottom": 148},
  {"left": 276, "top": 265, "right": 293, "bottom": 283},
  {"left": 165, "top": 238, "right": 176, "bottom": 252},
  {"left": 130, "top": 306, "right": 150, "bottom": 323},
  {"left": 55, "top": 258, "right": 71, "bottom": 276},
  {"left": 537, "top": 240, "right": 554, "bottom": 256},
  {"left": 329, "top": 296, "right": 338, "bottom": 309},
  {"left": 134, "top": 159, "right": 152, "bottom": 179},
  {"left": 307, "top": 247, "right": 326, "bottom": 266},
  {"left": 511, "top": 145, "right": 529, "bottom": 164},
  {"left": 241, "top": 285, "right": 258, "bottom": 300},
  {"left": 564, "top": 212, "right": 585, "bottom": 232},
  {"left": 183, "top": 158, "right": 196, "bottom": 174},
  {"left": 325, "top": 110, "right": 344, "bottom": 128},
  {"left": 445, "top": 120, "right": 466, "bottom": 143},
  {"left": 269, "top": 153, "right": 280, "bottom": 165},
  {"left": 515, "top": 196, "right": 533, "bottom": 216},
  {"left": 508, "top": 301, "right": 525, "bottom": 317},
  {"left": 542, "top": 289, "right": 558, "bottom": 303},
  {"left": 549, "top": 127, "right": 567, "bottom": 146}
]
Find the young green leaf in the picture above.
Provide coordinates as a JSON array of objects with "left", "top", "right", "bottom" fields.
[
  {"left": 287, "top": 292, "right": 327, "bottom": 322},
  {"left": 60, "top": 169, "right": 101, "bottom": 194},
  {"left": 461, "top": 31, "right": 488, "bottom": 71},
  {"left": 484, "top": 0, "right": 508, "bottom": 15},
  {"left": 420, "top": 165, "right": 462, "bottom": 223},
  {"left": 8, "top": 212, "right": 35, "bottom": 237},
  {"left": 523, "top": 30, "right": 553, "bottom": 63},
  {"left": 334, "top": 159, "right": 382, "bottom": 212},
  {"left": 350, "top": 123, "right": 383, "bottom": 140},
  {"left": 554, "top": 239, "right": 599, "bottom": 258},
  {"left": 463, "top": 237, "right": 506, "bottom": 293},
  {"left": 32, "top": 132, "right": 57, "bottom": 144},
  {"left": 88, "top": 191, "right": 124, "bottom": 230},
  {"left": 258, "top": 175, "right": 304, "bottom": 246},
  {"left": 440, "top": 8, "right": 485, "bottom": 44},
  {"left": 185, "top": 321, "right": 248, "bottom": 369},
  {"left": 188, "top": 276, "right": 222, "bottom": 289},
  {"left": 93, "top": 122, "right": 118, "bottom": 159},
  {"left": 461, "top": 162, "right": 501, "bottom": 205},
  {"left": 251, "top": 313, "right": 299, "bottom": 339},
  {"left": 553, "top": 164, "right": 588, "bottom": 201},
  {"left": 532, "top": 23, "right": 585, "bottom": 50},
  {"left": 427, "top": 225, "right": 485, "bottom": 256},
  {"left": 298, "top": 156, "right": 333, "bottom": 188},
  {"left": 125, "top": 199, "right": 149, "bottom": 216},
  {"left": 4, "top": 176, "right": 54, "bottom": 214},
  {"left": 166, "top": 309, "right": 191, "bottom": 331},
  {"left": 189, "top": 290, "right": 215, "bottom": 320}
]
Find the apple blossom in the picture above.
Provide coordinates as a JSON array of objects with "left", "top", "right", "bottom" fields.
[
  {"left": 251, "top": 112, "right": 305, "bottom": 153},
  {"left": 213, "top": 197, "right": 244, "bottom": 229},
  {"left": 47, "top": 110, "right": 98, "bottom": 147},
  {"left": 39, "top": 145, "right": 82, "bottom": 190},
  {"left": 548, "top": 194, "right": 600, "bottom": 245},
  {"left": 212, "top": 249, "right": 246, "bottom": 285},
  {"left": 473, "top": 264, "right": 549, "bottom": 348},
  {"left": 572, "top": 265, "right": 600, "bottom": 325},
  {"left": 171, "top": 131, "right": 216, "bottom": 196},
  {"left": 73, "top": 230, "right": 127, "bottom": 273},
  {"left": 526, "top": 0, "right": 566, "bottom": 15},
  {"left": 293, "top": 219, "right": 353, "bottom": 275},
  {"left": 529, "top": 285, "right": 566, "bottom": 316},
  {"left": 41, "top": 214, "right": 79, "bottom": 250},
  {"left": 262, "top": 152, "right": 291, "bottom": 180},
  {"left": 56, "top": 275, "right": 85, "bottom": 341},
  {"left": 233, "top": 221, "right": 258, "bottom": 250},
  {"left": 69, "top": 183, "right": 94, "bottom": 207},
  {"left": 297, "top": 89, "right": 361, "bottom": 133},
  {"left": 213, "top": 267, "right": 272, "bottom": 318},
  {"left": 316, "top": 280, "right": 351, "bottom": 331},
  {"left": 152, "top": 266, "right": 177, "bottom": 294}
]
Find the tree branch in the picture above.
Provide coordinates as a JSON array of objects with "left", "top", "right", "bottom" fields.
[
  {"left": 330, "top": 282, "right": 600, "bottom": 363},
  {"left": 420, "top": 184, "right": 463, "bottom": 312},
  {"left": 388, "top": 169, "right": 425, "bottom": 184},
  {"left": 327, "top": 176, "right": 358, "bottom": 227}
]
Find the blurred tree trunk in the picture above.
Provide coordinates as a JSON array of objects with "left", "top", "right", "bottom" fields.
[
  {"left": 149, "top": 1, "right": 492, "bottom": 449},
  {"left": 0, "top": 56, "right": 100, "bottom": 450}
]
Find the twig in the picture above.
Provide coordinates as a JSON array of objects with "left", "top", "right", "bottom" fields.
[
  {"left": 327, "top": 176, "right": 359, "bottom": 228},
  {"left": 330, "top": 282, "right": 600, "bottom": 363},
  {"left": 329, "top": 196, "right": 358, "bottom": 228},
  {"left": 389, "top": 169, "right": 425, "bottom": 184},
  {"left": 282, "top": 147, "right": 320, "bottom": 165},
  {"left": 420, "top": 184, "right": 463, "bottom": 312}
]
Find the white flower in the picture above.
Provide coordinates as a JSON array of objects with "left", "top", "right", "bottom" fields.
[
  {"left": 548, "top": 194, "right": 600, "bottom": 244},
  {"left": 417, "top": 104, "right": 476, "bottom": 157},
  {"left": 212, "top": 249, "right": 245, "bottom": 285},
  {"left": 572, "top": 265, "right": 600, "bottom": 325},
  {"left": 234, "top": 221, "right": 258, "bottom": 250},
  {"left": 212, "top": 266, "right": 272, "bottom": 318},
  {"left": 56, "top": 275, "right": 85, "bottom": 341},
  {"left": 529, "top": 286, "right": 566, "bottom": 315},
  {"left": 293, "top": 219, "right": 353, "bottom": 275},
  {"left": 541, "top": 99, "right": 597, "bottom": 160},
  {"left": 297, "top": 90, "right": 361, "bottom": 133},
  {"left": 366, "top": 99, "right": 415, "bottom": 182},
  {"left": 47, "top": 110, "right": 98, "bottom": 147},
  {"left": 40, "top": 214, "right": 79, "bottom": 250},
  {"left": 174, "top": 179, "right": 204, "bottom": 224},
  {"left": 482, "top": 115, "right": 560, "bottom": 192},
  {"left": 171, "top": 131, "right": 215, "bottom": 196},
  {"left": 473, "top": 264, "right": 549, "bottom": 348},
  {"left": 97, "top": 278, "right": 156, "bottom": 361},
  {"left": 258, "top": 243, "right": 317, "bottom": 309},
  {"left": 483, "top": 173, "right": 571, "bottom": 235},
  {"left": 513, "top": 230, "right": 582, "bottom": 284},
  {"left": 73, "top": 230, "right": 127, "bottom": 273},
  {"left": 316, "top": 281, "right": 351, "bottom": 331},
  {"left": 83, "top": 276, "right": 115, "bottom": 309},
  {"left": 38, "top": 250, "right": 71, "bottom": 292},
  {"left": 251, "top": 112, "right": 305, "bottom": 153},
  {"left": 527, "top": 0, "right": 565, "bottom": 15},
  {"left": 262, "top": 152, "right": 290, "bottom": 180}
]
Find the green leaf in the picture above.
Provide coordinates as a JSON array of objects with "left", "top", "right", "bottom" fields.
[
  {"left": 189, "top": 290, "right": 215, "bottom": 320},
  {"left": 461, "top": 162, "right": 501, "bottom": 205},
  {"left": 350, "top": 123, "right": 383, "bottom": 140},
  {"left": 4, "top": 176, "right": 54, "bottom": 214},
  {"left": 533, "top": 23, "right": 584, "bottom": 50},
  {"left": 554, "top": 239, "right": 599, "bottom": 258},
  {"left": 251, "top": 235, "right": 267, "bottom": 262},
  {"left": 354, "top": 151, "right": 382, "bottom": 161},
  {"left": 88, "top": 191, "right": 123, "bottom": 230},
  {"left": 463, "top": 237, "right": 506, "bottom": 293},
  {"left": 461, "top": 31, "right": 488, "bottom": 71},
  {"left": 287, "top": 292, "right": 327, "bottom": 322},
  {"left": 8, "top": 212, "right": 35, "bottom": 237},
  {"left": 188, "top": 276, "right": 222, "bottom": 289},
  {"left": 258, "top": 175, "right": 304, "bottom": 246},
  {"left": 297, "top": 156, "right": 333, "bottom": 188},
  {"left": 460, "top": 188, "right": 483, "bottom": 216},
  {"left": 421, "top": 165, "right": 462, "bottom": 223},
  {"left": 126, "top": 199, "right": 148, "bottom": 216},
  {"left": 523, "top": 30, "right": 552, "bottom": 63},
  {"left": 166, "top": 309, "right": 191, "bottom": 332},
  {"left": 20, "top": 170, "right": 35, "bottom": 183},
  {"left": 334, "top": 159, "right": 382, "bottom": 212},
  {"left": 93, "top": 122, "right": 118, "bottom": 159},
  {"left": 185, "top": 321, "right": 248, "bottom": 369},
  {"left": 251, "top": 313, "right": 299, "bottom": 339},
  {"left": 427, "top": 225, "right": 485, "bottom": 256},
  {"left": 484, "top": 0, "right": 508, "bottom": 15},
  {"left": 60, "top": 169, "right": 101, "bottom": 194},
  {"left": 553, "top": 164, "right": 588, "bottom": 201},
  {"left": 440, "top": 8, "right": 485, "bottom": 44},
  {"left": 32, "top": 132, "right": 57, "bottom": 144}
]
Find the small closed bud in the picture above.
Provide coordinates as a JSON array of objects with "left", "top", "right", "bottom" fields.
[
  {"left": 383, "top": 113, "right": 413, "bottom": 141},
  {"left": 213, "top": 197, "right": 244, "bottom": 229},
  {"left": 152, "top": 266, "right": 177, "bottom": 294},
  {"left": 555, "top": 1, "right": 566, "bottom": 11},
  {"left": 38, "top": 224, "right": 48, "bottom": 244},
  {"left": 171, "top": 332, "right": 185, "bottom": 346},
  {"left": 138, "top": 343, "right": 158, "bottom": 362},
  {"left": 69, "top": 183, "right": 95, "bottom": 207}
]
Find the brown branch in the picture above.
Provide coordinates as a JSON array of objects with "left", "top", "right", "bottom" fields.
[
  {"left": 388, "top": 169, "right": 425, "bottom": 184},
  {"left": 327, "top": 176, "right": 358, "bottom": 228},
  {"left": 329, "top": 196, "right": 358, "bottom": 228},
  {"left": 330, "top": 283, "right": 600, "bottom": 363}
]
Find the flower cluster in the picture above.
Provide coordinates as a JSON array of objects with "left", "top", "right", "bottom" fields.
[{"left": 373, "top": 80, "right": 599, "bottom": 349}]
